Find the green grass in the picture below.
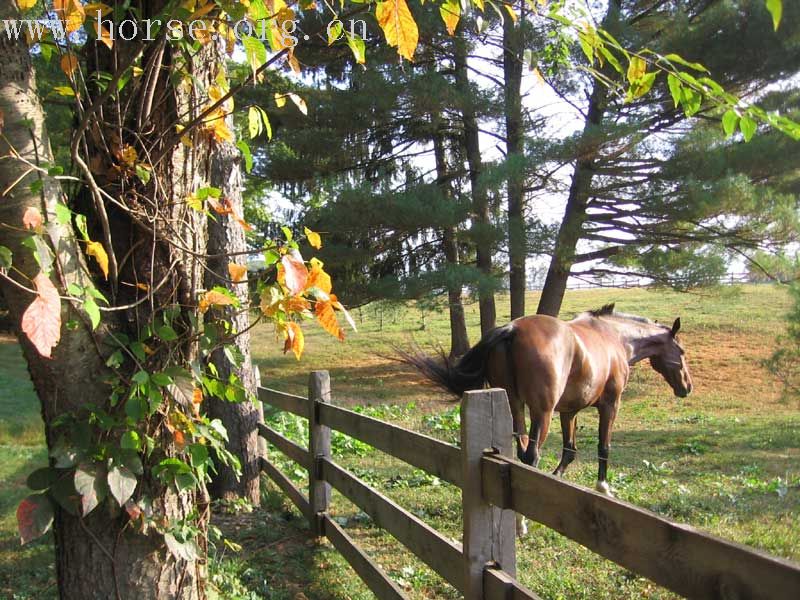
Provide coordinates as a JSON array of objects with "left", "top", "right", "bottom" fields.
[{"left": 1, "top": 284, "right": 799, "bottom": 599}]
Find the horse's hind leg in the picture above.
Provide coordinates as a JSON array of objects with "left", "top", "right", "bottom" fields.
[
  {"left": 520, "top": 411, "right": 551, "bottom": 467},
  {"left": 553, "top": 411, "right": 577, "bottom": 477}
]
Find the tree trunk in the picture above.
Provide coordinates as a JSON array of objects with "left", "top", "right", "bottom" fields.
[
  {"left": 454, "top": 33, "right": 496, "bottom": 335},
  {"left": 205, "top": 141, "right": 261, "bottom": 504},
  {"left": 433, "top": 120, "right": 470, "bottom": 357},
  {"left": 0, "top": 18, "right": 203, "bottom": 599},
  {"left": 504, "top": 3, "right": 526, "bottom": 320},
  {"left": 536, "top": 2, "right": 619, "bottom": 317}
]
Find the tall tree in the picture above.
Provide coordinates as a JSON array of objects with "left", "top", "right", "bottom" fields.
[{"left": 536, "top": 0, "right": 800, "bottom": 316}]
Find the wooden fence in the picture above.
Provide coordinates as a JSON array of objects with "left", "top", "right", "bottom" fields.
[{"left": 257, "top": 371, "right": 800, "bottom": 600}]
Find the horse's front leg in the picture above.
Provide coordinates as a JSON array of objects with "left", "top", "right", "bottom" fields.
[
  {"left": 596, "top": 400, "right": 619, "bottom": 496},
  {"left": 553, "top": 411, "right": 577, "bottom": 477}
]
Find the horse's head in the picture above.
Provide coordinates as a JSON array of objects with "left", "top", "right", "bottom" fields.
[{"left": 649, "top": 318, "right": 693, "bottom": 398}]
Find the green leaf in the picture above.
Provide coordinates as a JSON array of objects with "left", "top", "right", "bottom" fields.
[
  {"left": 83, "top": 298, "right": 101, "bottom": 330},
  {"left": 663, "top": 53, "right": 708, "bottom": 72},
  {"left": 0, "top": 245, "right": 12, "bottom": 269},
  {"left": 345, "top": 33, "right": 366, "bottom": 65},
  {"left": 328, "top": 20, "right": 343, "bottom": 45},
  {"left": 257, "top": 107, "right": 272, "bottom": 140},
  {"left": 164, "top": 533, "right": 200, "bottom": 561},
  {"left": 120, "top": 431, "right": 140, "bottom": 451},
  {"left": 766, "top": 0, "right": 782, "bottom": 31},
  {"left": 132, "top": 370, "right": 149, "bottom": 385},
  {"left": 237, "top": 140, "right": 253, "bottom": 173},
  {"left": 125, "top": 396, "right": 147, "bottom": 421},
  {"left": 241, "top": 35, "right": 267, "bottom": 77},
  {"left": 107, "top": 465, "right": 137, "bottom": 506},
  {"left": 54, "top": 203, "right": 71, "bottom": 225},
  {"left": 74, "top": 463, "right": 108, "bottom": 516},
  {"left": 151, "top": 372, "right": 173, "bottom": 387},
  {"left": 665, "top": 73, "right": 687, "bottom": 108},
  {"left": 740, "top": 115, "right": 757, "bottom": 141},
  {"left": 722, "top": 110, "right": 739, "bottom": 137},
  {"left": 74, "top": 214, "right": 89, "bottom": 241},
  {"left": 26, "top": 467, "right": 56, "bottom": 491},
  {"left": 135, "top": 164, "right": 151, "bottom": 185},
  {"left": 156, "top": 325, "right": 178, "bottom": 341},
  {"left": 17, "top": 494, "right": 54, "bottom": 545},
  {"left": 247, "top": 106, "right": 262, "bottom": 139},
  {"left": 626, "top": 56, "right": 647, "bottom": 84}
]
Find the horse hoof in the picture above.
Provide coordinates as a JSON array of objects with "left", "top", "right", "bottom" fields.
[
  {"left": 595, "top": 480, "right": 613, "bottom": 496},
  {"left": 516, "top": 516, "right": 528, "bottom": 538}
]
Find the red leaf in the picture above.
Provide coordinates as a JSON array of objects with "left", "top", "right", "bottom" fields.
[
  {"left": 281, "top": 250, "right": 308, "bottom": 295},
  {"left": 17, "top": 494, "right": 54, "bottom": 545},
  {"left": 22, "top": 206, "right": 43, "bottom": 230},
  {"left": 21, "top": 273, "right": 61, "bottom": 358}
]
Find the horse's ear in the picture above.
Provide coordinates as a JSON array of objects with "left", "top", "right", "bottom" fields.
[{"left": 670, "top": 317, "right": 681, "bottom": 337}]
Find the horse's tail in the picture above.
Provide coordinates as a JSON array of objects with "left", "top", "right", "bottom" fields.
[{"left": 396, "top": 323, "right": 516, "bottom": 397}]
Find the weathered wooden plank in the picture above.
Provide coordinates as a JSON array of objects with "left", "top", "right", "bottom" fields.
[
  {"left": 257, "top": 386, "right": 308, "bottom": 418},
  {"left": 321, "top": 458, "right": 465, "bottom": 592},
  {"left": 260, "top": 457, "right": 310, "bottom": 521},
  {"left": 461, "top": 389, "right": 516, "bottom": 600},
  {"left": 483, "top": 568, "right": 541, "bottom": 600},
  {"left": 482, "top": 455, "right": 800, "bottom": 600},
  {"left": 317, "top": 402, "right": 463, "bottom": 487},
  {"left": 257, "top": 423, "right": 310, "bottom": 471},
  {"left": 322, "top": 514, "right": 408, "bottom": 600},
  {"left": 308, "top": 371, "right": 332, "bottom": 537}
]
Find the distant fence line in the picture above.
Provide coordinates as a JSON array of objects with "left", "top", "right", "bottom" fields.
[
  {"left": 256, "top": 371, "right": 800, "bottom": 600},
  {"left": 557, "top": 271, "right": 756, "bottom": 291}
]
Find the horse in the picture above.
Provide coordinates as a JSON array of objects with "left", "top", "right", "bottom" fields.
[{"left": 400, "top": 303, "right": 693, "bottom": 496}]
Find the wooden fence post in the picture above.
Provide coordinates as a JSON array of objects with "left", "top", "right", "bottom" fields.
[
  {"left": 461, "top": 388, "right": 516, "bottom": 600},
  {"left": 308, "top": 370, "right": 332, "bottom": 537}
]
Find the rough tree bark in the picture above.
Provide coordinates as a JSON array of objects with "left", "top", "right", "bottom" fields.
[
  {"left": 433, "top": 122, "right": 470, "bottom": 357},
  {"left": 454, "top": 32, "right": 496, "bottom": 335},
  {"left": 0, "top": 8, "right": 204, "bottom": 597},
  {"left": 504, "top": 1, "right": 527, "bottom": 320},
  {"left": 205, "top": 141, "right": 261, "bottom": 504}
]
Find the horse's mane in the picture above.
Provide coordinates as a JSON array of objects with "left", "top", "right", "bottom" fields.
[{"left": 586, "top": 303, "right": 654, "bottom": 325}]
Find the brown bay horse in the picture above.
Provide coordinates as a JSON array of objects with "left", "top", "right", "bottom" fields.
[{"left": 401, "top": 304, "right": 693, "bottom": 495}]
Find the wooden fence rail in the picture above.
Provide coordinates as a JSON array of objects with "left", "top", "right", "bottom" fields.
[{"left": 257, "top": 373, "right": 800, "bottom": 600}]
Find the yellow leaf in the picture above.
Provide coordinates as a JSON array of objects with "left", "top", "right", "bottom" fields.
[
  {"left": 119, "top": 144, "right": 137, "bottom": 167},
  {"left": 283, "top": 322, "right": 304, "bottom": 360},
  {"left": 259, "top": 285, "right": 281, "bottom": 317},
  {"left": 627, "top": 56, "right": 647, "bottom": 83},
  {"left": 376, "top": 0, "right": 419, "bottom": 61},
  {"left": 304, "top": 227, "right": 322, "bottom": 249},
  {"left": 439, "top": 0, "right": 460, "bottom": 36},
  {"left": 86, "top": 241, "right": 109, "bottom": 279},
  {"left": 228, "top": 263, "right": 247, "bottom": 283},
  {"left": 504, "top": 3, "right": 517, "bottom": 22},
  {"left": 199, "top": 290, "right": 234, "bottom": 313},
  {"left": 306, "top": 258, "right": 332, "bottom": 295},
  {"left": 315, "top": 299, "right": 344, "bottom": 340},
  {"left": 275, "top": 93, "right": 287, "bottom": 108},
  {"left": 21, "top": 273, "right": 62, "bottom": 358},
  {"left": 94, "top": 21, "right": 114, "bottom": 49},
  {"left": 17, "top": 0, "right": 36, "bottom": 12},
  {"left": 84, "top": 2, "right": 112, "bottom": 16},
  {"left": 55, "top": 0, "right": 85, "bottom": 33},
  {"left": 186, "top": 192, "right": 203, "bottom": 211}
]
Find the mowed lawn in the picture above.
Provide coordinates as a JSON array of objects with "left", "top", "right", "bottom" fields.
[{"left": 1, "top": 284, "right": 799, "bottom": 599}]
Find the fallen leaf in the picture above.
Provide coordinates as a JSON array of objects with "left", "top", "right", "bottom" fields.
[{"left": 21, "top": 273, "right": 61, "bottom": 358}]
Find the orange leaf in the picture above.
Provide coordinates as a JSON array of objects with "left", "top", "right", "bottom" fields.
[
  {"left": 192, "top": 388, "right": 203, "bottom": 406},
  {"left": 198, "top": 290, "right": 234, "bottom": 313},
  {"left": 285, "top": 295, "right": 311, "bottom": 314},
  {"left": 21, "top": 273, "right": 61, "bottom": 358},
  {"left": 60, "top": 53, "right": 79, "bottom": 78},
  {"left": 315, "top": 299, "right": 344, "bottom": 341},
  {"left": 331, "top": 295, "right": 357, "bottom": 332},
  {"left": 94, "top": 21, "right": 113, "bottom": 49},
  {"left": 306, "top": 258, "right": 332, "bottom": 296},
  {"left": 283, "top": 321, "right": 304, "bottom": 360},
  {"left": 281, "top": 250, "right": 308, "bottom": 295},
  {"left": 228, "top": 263, "right": 247, "bottom": 283},
  {"left": 173, "top": 430, "right": 186, "bottom": 449},
  {"left": 22, "top": 206, "right": 43, "bottom": 230}
]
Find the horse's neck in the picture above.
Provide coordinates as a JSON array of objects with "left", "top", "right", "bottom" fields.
[{"left": 604, "top": 320, "right": 663, "bottom": 365}]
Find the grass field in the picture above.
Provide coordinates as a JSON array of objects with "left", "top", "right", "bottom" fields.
[{"left": 2, "top": 284, "right": 799, "bottom": 599}]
